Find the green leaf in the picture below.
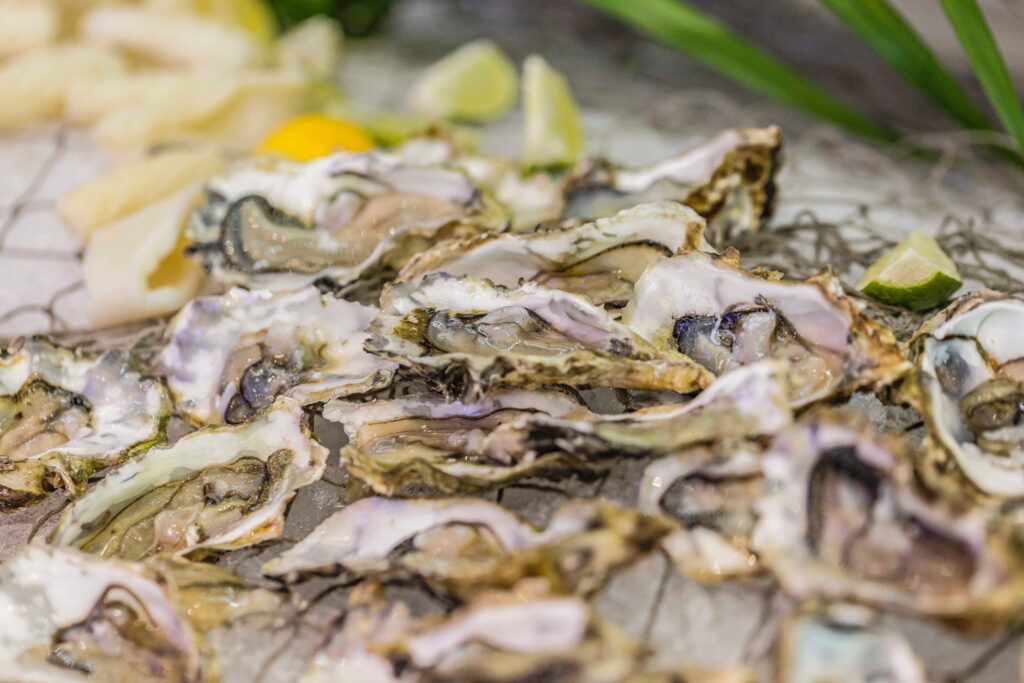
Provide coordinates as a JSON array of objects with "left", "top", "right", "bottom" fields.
[
  {"left": 579, "top": 0, "right": 897, "bottom": 141},
  {"left": 940, "top": 0, "right": 1024, "bottom": 152},
  {"left": 820, "top": 0, "right": 991, "bottom": 131}
]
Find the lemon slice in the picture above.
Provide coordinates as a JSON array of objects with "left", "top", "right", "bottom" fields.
[
  {"left": 856, "top": 230, "right": 962, "bottom": 311},
  {"left": 408, "top": 40, "right": 517, "bottom": 122},
  {"left": 258, "top": 113, "right": 374, "bottom": 160},
  {"left": 521, "top": 54, "right": 584, "bottom": 169}
]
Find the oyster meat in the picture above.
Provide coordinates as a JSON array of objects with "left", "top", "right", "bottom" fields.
[
  {"left": 778, "top": 605, "right": 925, "bottom": 683},
  {"left": 640, "top": 443, "right": 764, "bottom": 581},
  {"left": 752, "top": 409, "right": 1024, "bottom": 624},
  {"left": 324, "top": 388, "right": 597, "bottom": 494},
  {"left": 0, "top": 545, "right": 211, "bottom": 682},
  {"left": 564, "top": 126, "right": 781, "bottom": 238},
  {"left": 160, "top": 286, "right": 395, "bottom": 425},
  {"left": 368, "top": 273, "right": 713, "bottom": 398},
  {"left": 0, "top": 338, "right": 170, "bottom": 510},
  {"left": 623, "top": 251, "right": 909, "bottom": 406},
  {"left": 186, "top": 147, "right": 507, "bottom": 291},
  {"left": 397, "top": 201, "right": 709, "bottom": 309},
  {"left": 49, "top": 397, "right": 327, "bottom": 559},
  {"left": 263, "top": 496, "right": 671, "bottom": 596},
  {"left": 907, "top": 291, "right": 1024, "bottom": 498}
]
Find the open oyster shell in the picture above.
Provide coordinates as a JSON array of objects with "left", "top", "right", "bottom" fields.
[
  {"left": 564, "top": 127, "right": 781, "bottom": 238},
  {"left": 640, "top": 443, "right": 764, "bottom": 581},
  {"left": 777, "top": 605, "right": 925, "bottom": 683},
  {"left": 905, "top": 291, "right": 1024, "bottom": 499},
  {"left": 0, "top": 338, "right": 170, "bottom": 510},
  {"left": 622, "top": 251, "right": 910, "bottom": 406},
  {"left": 302, "top": 580, "right": 650, "bottom": 683},
  {"left": 752, "top": 409, "right": 1024, "bottom": 626},
  {"left": 396, "top": 201, "right": 709, "bottom": 309},
  {"left": 49, "top": 397, "right": 327, "bottom": 559},
  {"left": 160, "top": 286, "right": 395, "bottom": 425},
  {"left": 324, "top": 388, "right": 597, "bottom": 494},
  {"left": 367, "top": 273, "right": 714, "bottom": 399},
  {"left": 0, "top": 545, "right": 213, "bottom": 682},
  {"left": 263, "top": 496, "right": 672, "bottom": 597},
  {"left": 185, "top": 147, "right": 508, "bottom": 291}
]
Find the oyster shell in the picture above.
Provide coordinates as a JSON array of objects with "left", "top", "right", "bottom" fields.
[
  {"left": 303, "top": 580, "right": 644, "bottom": 683},
  {"left": 906, "top": 291, "right": 1024, "bottom": 499},
  {"left": 564, "top": 127, "right": 781, "bottom": 237},
  {"left": 456, "top": 153, "right": 566, "bottom": 231},
  {"left": 639, "top": 443, "right": 763, "bottom": 581},
  {"left": 486, "top": 360, "right": 792, "bottom": 462},
  {"left": 778, "top": 605, "right": 925, "bottom": 683},
  {"left": 0, "top": 338, "right": 170, "bottom": 510},
  {"left": 0, "top": 545, "right": 212, "bottom": 682},
  {"left": 367, "top": 274, "right": 714, "bottom": 399},
  {"left": 323, "top": 388, "right": 597, "bottom": 494},
  {"left": 752, "top": 409, "right": 1024, "bottom": 625},
  {"left": 397, "top": 201, "right": 709, "bottom": 309},
  {"left": 623, "top": 251, "right": 909, "bottom": 406},
  {"left": 185, "top": 148, "right": 508, "bottom": 291},
  {"left": 160, "top": 286, "right": 395, "bottom": 425},
  {"left": 262, "top": 496, "right": 672, "bottom": 596},
  {"left": 49, "top": 397, "right": 326, "bottom": 559}
]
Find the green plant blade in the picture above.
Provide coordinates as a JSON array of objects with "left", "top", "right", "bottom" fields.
[
  {"left": 940, "top": 0, "right": 1024, "bottom": 152},
  {"left": 580, "top": 0, "right": 897, "bottom": 141},
  {"left": 820, "top": 0, "right": 991, "bottom": 131}
]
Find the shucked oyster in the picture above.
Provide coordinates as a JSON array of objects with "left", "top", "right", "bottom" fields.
[
  {"left": 263, "top": 496, "right": 671, "bottom": 597},
  {"left": 302, "top": 580, "right": 645, "bottom": 683},
  {"left": 0, "top": 545, "right": 212, "bottom": 682},
  {"left": 906, "top": 291, "right": 1024, "bottom": 499},
  {"left": 324, "top": 388, "right": 597, "bottom": 494},
  {"left": 160, "top": 286, "right": 395, "bottom": 425},
  {"left": 640, "top": 444, "right": 764, "bottom": 581},
  {"left": 397, "top": 201, "right": 709, "bottom": 309},
  {"left": 623, "top": 251, "right": 909, "bottom": 406},
  {"left": 777, "top": 605, "right": 925, "bottom": 683},
  {"left": 367, "top": 274, "right": 713, "bottom": 399},
  {"left": 0, "top": 338, "right": 170, "bottom": 510},
  {"left": 564, "top": 127, "right": 781, "bottom": 238},
  {"left": 752, "top": 410, "right": 1024, "bottom": 625},
  {"left": 186, "top": 148, "right": 507, "bottom": 291},
  {"left": 50, "top": 397, "right": 326, "bottom": 560}
]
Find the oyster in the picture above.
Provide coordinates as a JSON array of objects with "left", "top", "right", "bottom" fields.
[
  {"left": 160, "top": 286, "right": 395, "bottom": 425},
  {"left": 304, "top": 579, "right": 644, "bottom": 683},
  {"left": 752, "top": 409, "right": 1024, "bottom": 624},
  {"left": 324, "top": 388, "right": 598, "bottom": 494},
  {"left": 49, "top": 397, "right": 327, "bottom": 559},
  {"left": 263, "top": 496, "right": 671, "bottom": 596},
  {"left": 778, "top": 605, "right": 925, "bottom": 683},
  {"left": 0, "top": 338, "right": 170, "bottom": 510},
  {"left": 368, "top": 274, "right": 713, "bottom": 399},
  {"left": 564, "top": 127, "right": 781, "bottom": 237},
  {"left": 456, "top": 153, "right": 566, "bottom": 231},
  {"left": 0, "top": 545, "right": 211, "bottom": 682},
  {"left": 639, "top": 444, "right": 763, "bottom": 581},
  {"left": 185, "top": 147, "right": 507, "bottom": 291},
  {"left": 906, "top": 291, "right": 1024, "bottom": 499},
  {"left": 397, "top": 201, "right": 709, "bottom": 309},
  {"left": 623, "top": 251, "right": 909, "bottom": 406}
]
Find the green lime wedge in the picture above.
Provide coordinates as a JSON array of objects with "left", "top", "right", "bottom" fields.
[
  {"left": 856, "top": 230, "right": 962, "bottom": 311},
  {"left": 408, "top": 40, "right": 517, "bottom": 122},
  {"left": 521, "top": 54, "right": 585, "bottom": 169}
]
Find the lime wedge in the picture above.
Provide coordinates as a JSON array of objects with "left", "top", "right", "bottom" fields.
[
  {"left": 521, "top": 54, "right": 584, "bottom": 169},
  {"left": 856, "top": 230, "right": 962, "bottom": 311},
  {"left": 408, "top": 40, "right": 517, "bottom": 122}
]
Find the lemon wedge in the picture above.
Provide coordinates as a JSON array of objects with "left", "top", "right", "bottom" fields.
[
  {"left": 856, "top": 230, "right": 962, "bottom": 311},
  {"left": 258, "top": 113, "right": 374, "bottom": 160},
  {"left": 521, "top": 54, "right": 584, "bottom": 168},
  {"left": 408, "top": 40, "right": 517, "bottom": 122}
]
